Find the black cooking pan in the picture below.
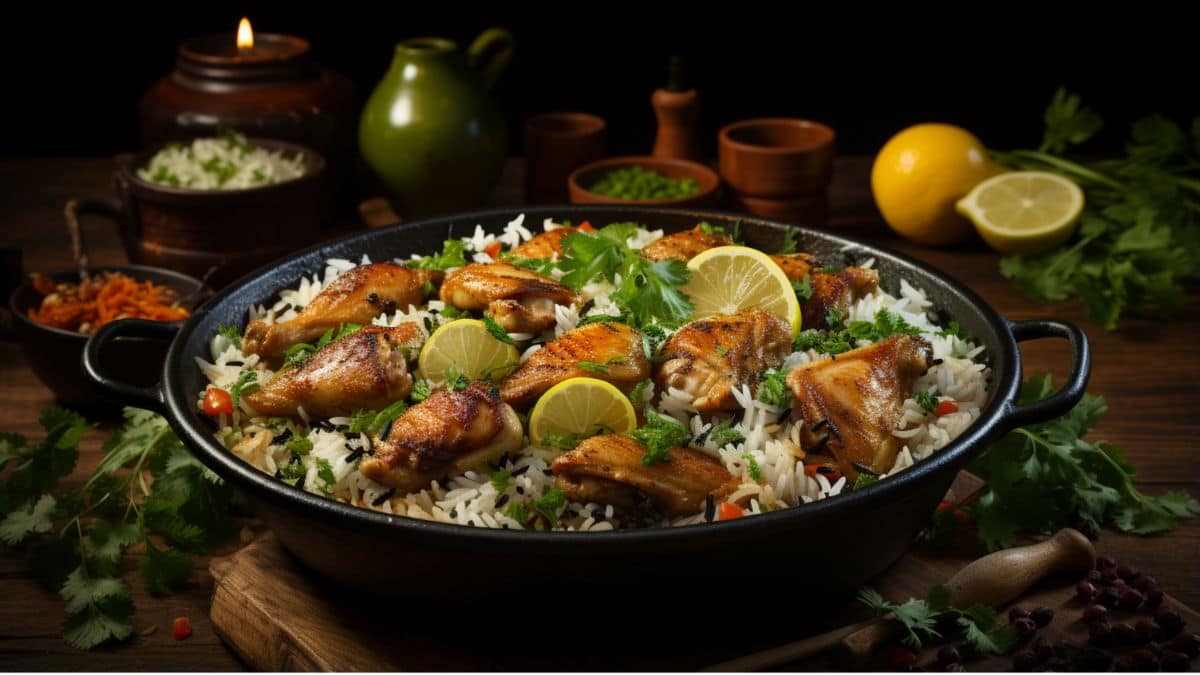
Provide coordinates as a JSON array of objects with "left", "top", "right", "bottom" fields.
[{"left": 82, "top": 206, "right": 1089, "bottom": 607}]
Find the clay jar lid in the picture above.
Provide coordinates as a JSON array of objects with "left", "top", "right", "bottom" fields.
[{"left": 718, "top": 118, "right": 836, "bottom": 199}]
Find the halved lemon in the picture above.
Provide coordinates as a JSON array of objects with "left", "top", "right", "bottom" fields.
[
  {"left": 956, "top": 171, "right": 1084, "bottom": 255},
  {"left": 417, "top": 318, "right": 519, "bottom": 385},
  {"left": 528, "top": 377, "right": 637, "bottom": 449},
  {"left": 684, "top": 245, "right": 802, "bottom": 335}
]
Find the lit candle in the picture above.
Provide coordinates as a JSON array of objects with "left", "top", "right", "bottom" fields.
[{"left": 237, "top": 17, "right": 254, "bottom": 51}]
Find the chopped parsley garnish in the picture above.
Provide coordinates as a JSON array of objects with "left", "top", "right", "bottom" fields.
[
  {"left": 228, "top": 369, "right": 260, "bottom": 409},
  {"left": 281, "top": 323, "right": 363, "bottom": 369},
  {"left": 756, "top": 368, "right": 791, "bottom": 407},
  {"left": 824, "top": 307, "right": 846, "bottom": 331},
  {"left": 443, "top": 366, "right": 470, "bottom": 392},
  {"left": 715, "top": 344, "right": 728, "bottom": 357},
  {"left": 439, "top": 305, "right": 468, "bottom": 320},
  {"left": 741, "top": 453, "right": 762, "bottom": 482},
  {"left": 315, "top": 458, "right": 337, "bottom": 495},
  {"left": 791, "top": 274, "right": 813, "bottom": 301},
  {"left": 498, "top": 252, "right": 559, "bottom": 276},
  {"left": 697, "top": 221, "right": 726, "bottom": 236},
  {"left": 502, "top": 501, "right": 529, "bottom": 525},
  {"left": 286, "top": 436, "right": 313, "bottom": 455},
  {"left": 348, "top": 400, "right": 409, "bottom": 435},
  {"left": 915, "top": 391, "right": 938, "bottom": 414},
  {"left": 628, "top": 379, "right": 651, "bottom": 408},
  {"left": 482, "top": 315, "right": 515, "bottom": 345},
  {"left": 490, "top": 469, "right": 511, "bottom": 493},
  {"left": 853, "top": 473, "right": 880, "bottom": 490},
  {"left": 794, "top": 309, "right": 920, "bottom": 355},
  {"left": 708, "top": 419, "right": 745, "bottom": 447},
  {"left": 217, "top": 324, "right": 242, "bottom": 349},
  {"left": 534, "top": 487, "right": 567, "bottom": 524},
  {"left": 538, "top": 433, "right": 590, "bottom": 452},
  {"left": 936, "top": 320, "right": 974, "bottom": 342},
  {"left": 409, "top": 239, "right": 468, "bottom": 270},
  {"left": 640, "top": 324, "right": 668, "bottom": 362},
  {"left": 630, "top": 410, "right": 690, "bottom": 466},
  {"left": 410, "top": 379, "right": 433, "bottom": 402},
  {"left": 576, "top": 357, "right": 628, "bottom": 374}
]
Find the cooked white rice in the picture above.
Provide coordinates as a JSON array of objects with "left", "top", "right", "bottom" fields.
[
  {"left": 138, "top": 131, "right": 306, "bottom": 190},
  {"left": 197, "top": 218, "right": 990, "bottom": 531}
]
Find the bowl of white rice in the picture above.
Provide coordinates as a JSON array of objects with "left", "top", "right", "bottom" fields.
[{"left": 105, "top": 133, "right": 325, "bottom": 286}]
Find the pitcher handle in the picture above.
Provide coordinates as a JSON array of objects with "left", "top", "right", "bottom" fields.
[{"left": 468, "top": 27, "right": 514, "bottom": 90}]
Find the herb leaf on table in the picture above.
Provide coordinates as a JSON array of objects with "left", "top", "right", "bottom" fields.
[
  {"left": 858, "top": 585, "right": 1017, "bottom": 655},
  {"left": 0, "top": 407, "right": 238, "bottom": 650},
  {"left": 993, "top": 88, "right": 1200, "bottom": 329},
  {"left": 962, "top": 374, "right": 1200, "bottom": 551}
]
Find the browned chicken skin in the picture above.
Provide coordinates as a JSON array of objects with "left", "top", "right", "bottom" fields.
[
  {"left": 359, "top": 382, "right": 523, "bottom": 491},
  {"left": 786, "top": 334, "right": 933, "bottom": 478},
  {"left": 640, "top": 225, "right": 732, "bottom": 262},
  {"left": 655, "top": 311, "right": 792, "bottom": 414},
  {"left": 243, "top": 324, "right": 422, "bottom": 419},
  {"left": 439, "top": 262, "right": 576, "bottom": 334},
  {"left": 500, "top": 322, "right": 649, "bottom": 409},
  {"left": 770, "top": 254, "right": 880, "bottom": 330},
  {"left": 243, "top": 262, "right": 432, "bottom": 366},
  {"left": 552, "top": 434, "right": 738, "bottom": 517},
  {"left": 510, "top": 227, "right": 577, "bottom": 260}
]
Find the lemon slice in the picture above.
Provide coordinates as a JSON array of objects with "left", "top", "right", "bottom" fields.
[
  {"left": 528, "top": 377, "right": 637, "bottom": 449},
  {"left": 956, "top": 171, "right": 1084, "bottom": 255},
  {"left": 684, "top": 245, "right": 802, "bottom": 335},
  {"left": 417, "top": 319, "right": 519, "bottom": 385}
]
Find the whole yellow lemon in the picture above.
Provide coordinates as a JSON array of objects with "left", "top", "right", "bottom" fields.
[{"left": 871, "top": 123, "right": 1000, "bottom": 246}]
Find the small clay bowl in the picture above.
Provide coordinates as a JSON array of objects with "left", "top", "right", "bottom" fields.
[
  {"left": 10, "top": 265, "right": 206, "bottom": 415},
  {"left": 568, "top": 156, "right": 719, "bottom": 208},
  {"left": 718, "top": 118, "right": 836, "bottom": 199}
]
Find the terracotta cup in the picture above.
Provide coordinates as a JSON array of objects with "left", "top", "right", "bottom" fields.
[
  {"left": 523, "top": 112, "right": 607, "bottom": 203},
  {"left": 718, "top": 118, "right": 836, "bottom": 199}
]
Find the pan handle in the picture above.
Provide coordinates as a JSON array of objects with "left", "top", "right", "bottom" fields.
[
  {"left": 999, "top": 318, "right": 1092, "bottom": 431},
  {"left": 82, "top": 319, "right": 179, "bottom": 414}
]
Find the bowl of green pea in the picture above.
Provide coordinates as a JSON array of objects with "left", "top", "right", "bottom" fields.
[{"left": 567, "top": 155, "right": 719, "bottom": 207}]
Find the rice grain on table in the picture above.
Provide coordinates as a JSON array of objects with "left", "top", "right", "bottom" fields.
[{"left": 198, "top": 219, "right": 991, "bottom": 531}]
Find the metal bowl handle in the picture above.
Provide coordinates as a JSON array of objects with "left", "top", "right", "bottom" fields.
[
  {"left": 82, "top": 319, "right": 179, "bottom": 414},
  {"left": 1000, "top": 318, "right": 1092, "bottom": 430}
]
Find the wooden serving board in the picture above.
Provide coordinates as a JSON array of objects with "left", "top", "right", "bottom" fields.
[{"left": 209, "top": 475, "right": 1200, "bottom": 671}]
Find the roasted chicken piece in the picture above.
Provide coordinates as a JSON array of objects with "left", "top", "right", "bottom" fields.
[
  {"left": 243, "top": 324, "right": 423, "bottom": 419},
  {"left": 510, "top": 226, "right": 577, "bottom": 260},
  {"left": 640, "top": 225, "right": 732, "bottom": 262},
  {"left": 655, "top": 310, "right": 792, "bottom": 414},
  {"left": 786, "top": 334, "right": 933, "bottom": 478},
  {"left": 439, "top": 262, "right": 576, "bottom": 334},
  {"left": 552, "top": 434, "right": 738, "bottom": 517},
  {"left": 500, "top": 322, "right": 650, "bottom": 409},
  {"left": 359, "top": 381, "right": 523, "bottom": 491},
  {"left": 770, "top": 253, "right": 880, "bottom": 330},
  {"left": 243, "top": 262, "right": 432, "bottom": 366}
]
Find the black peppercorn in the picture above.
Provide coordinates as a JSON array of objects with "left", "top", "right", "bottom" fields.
[
  {"left": 1167, "top": 632, "right": 1199, "bottom": 658},
  {"left": 1134, "top": 619, "right": 1158, "bottom": 645},
  {"left": 1156, "top": 607, "right": 1185, "bottom": 632},
  {"left": 1098, "top": 586, "right": 1121, "bottom": 608},
  {"left": 1100, "top": 568, "right": 1119, "bottom": 584},
  {"left": 1136, "top": 575, "right": 1158, "bottom": 592},
  {"left": 1112, "top": 622, "right": 1138, "bottom": 646},
  {"left": 1086, "top": 569, "right": 1103, "bottom": 583},
  {"left": 1009, "top": 606, "right": 1030, "bottom": 622},
  {"left": 1118, "top": 588, "right": 1145, "bottom": 611},
  {"left": 1076, "top": 580, "right": 1100, "bottom": 602},
  {"left": 1030, "top": 606, "right": 1054, "bottom": 627},
  {"left": 1032, "top": 636, "right": 1054, "bottom": 662},
  {"left": 1117, "top": 564, "right": 1140, "bottom": 582},
  {"left": 1096, "top": 554, "right": 1117, "bottom": 570},
  {"left": 1014, "top": 617, "right": 1038, "bottom": 640},
  {"left": 1131, "top": 648, "right": 1160, "bottom": 671},
  {"left": 1083, "top": 604, "right": 1109, "bottom": 625},
  {"left": 1146, "top": 588, "right": 1165, "bottom": 609}
]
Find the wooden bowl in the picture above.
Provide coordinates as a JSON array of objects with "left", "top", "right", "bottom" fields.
[
  {"left": 9, "top": 265, "right": 206, "bottom": 414},
  {"left": 76, "top": 139, "right": 326, "bottom": 289},
  {"left": 718, "top": 118, "right": 836, "bottom": 199},
  {"left": 567, "top": 156, "right": 719, "bottom": 207}
]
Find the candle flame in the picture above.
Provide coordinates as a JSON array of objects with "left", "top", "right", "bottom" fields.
[{"left": 237, "top": 17, "right": 254, "bottom": 49}]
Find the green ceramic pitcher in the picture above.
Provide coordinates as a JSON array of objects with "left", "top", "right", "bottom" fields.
[{"left": 359, "top": 29, "right": 513, "bottom": 218}]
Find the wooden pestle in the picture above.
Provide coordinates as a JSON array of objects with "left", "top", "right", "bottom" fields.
[{"left": 706, "top": 529, "right": 1096, "bottom": 671}]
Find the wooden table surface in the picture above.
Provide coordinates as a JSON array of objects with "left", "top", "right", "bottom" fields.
[{"left": 1, "top": 156, "right": 1197, "bottom": 671}]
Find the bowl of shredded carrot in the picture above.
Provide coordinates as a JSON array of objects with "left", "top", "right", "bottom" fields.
[{"left": 10, "top": 265, "right": 205, "bottom": 411}]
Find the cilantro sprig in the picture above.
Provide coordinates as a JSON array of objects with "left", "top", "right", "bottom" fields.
[
  {"left": 0, "top": 408, "right": 236, "bottom": 650},
  {"left": 281, "top": 323, "right": 363, "bottom": 369},
  {"left": 993, "top": 89, "right": 1200, "bottom": 329},
  {"left": 558, "top": 223, "right": 695, "bottom": 329},
  {"left": 858, "top": 585, "right": 1018, "bottom": 655},
  {"left": 964, "top": 373, "right": 1200, "bottom": 550}
]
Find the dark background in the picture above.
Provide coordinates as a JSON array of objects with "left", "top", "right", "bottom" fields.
[{"left": 2, "top": 9, "right": 1196, "bottom": 157}]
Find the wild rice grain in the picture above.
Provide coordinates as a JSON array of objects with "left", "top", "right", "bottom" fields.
[
  {"left": 512, "top": 465, "right": 530, "bottom": 476},
  {"left": 704, "top": 494, "right": 715, "bottom": 522},
  {"left": 495, "top": 494, "right": 510, "bottom": 508},
  {"left": 371, "top": 488, "right": 395, "bottom": 506}
]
